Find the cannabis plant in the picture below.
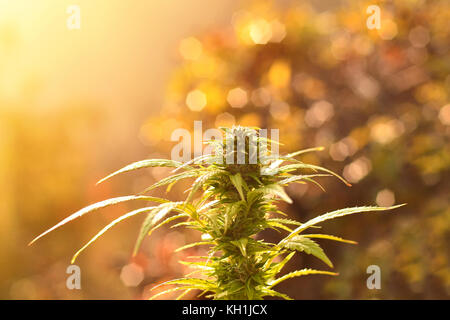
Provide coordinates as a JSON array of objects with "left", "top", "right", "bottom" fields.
[{"left": 30, "top": 126, "right": 403, "bottom": 300}]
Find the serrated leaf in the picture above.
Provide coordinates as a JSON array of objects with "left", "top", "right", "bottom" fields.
[
  {"left": 285, "top": 146, "right": 325, "bottom": 158},
  {"left": 230, "top": 238, "right": 248, "bottom": 257},
  {"left": 172, "top": 154, "right": 214, "bottom": 173},
  {"left": 71, "top": 206, "right": 156, "bottom": 263},
  {"left": 267, "top": 251, "right": 295, "bottom": 275},
  {"left": 175, "top": 241, "right": 214, "bottom": 253},
  {"left": 140, "top": 170, "right": 201, "bottom": 194},
  {"left": 133, "top": 202, "right": 180, "bottom": 255},
  {"left": 264, "top": 146, "right": 324, "bottom": 170},
  {"left": 258, "top": 184, "right": 292, "bottom": 204},
  {"left": 283, "top": 236, "right": 333, "bottom": 268},
  {"left": 176, "top": 288, "right": 194, "bottom": 300},
  {"left": 282, "top": 204, "right": 406, "bottom": 243},
  {"left": 261, "top": 288, "right": 293, "bottom": 300},
  {"left": 152, "top": 277, "right": 215, "bottom": 291},
  {"left": 147, "top": 213, "right": 187, "bottom": 238},
  {"left": 29, "top": 195, "right": 168, "bottom": 245},
  {"left": 179, "top": 260, "right": 214, "bottom": 271},
  {"left": 268, "top": 218, "right": 303, "bottom": 226},
  {"left": 278, "top": 163, "right": 351, "bottom": 186},
  {"left": 229, "top": 173, "right": 246, "bottom": 201},
  {"left": 97, "top": 159, "right": 188, "bottom": 184},
  {"left": 302, "top": 234, "right": 357, "bottom": 244},
  {"left": 184, "top": 171, "right": 216, "bottom": 205},
  {"left": 267, "top": 221, "right": 292, "bottom": 232},
  {"left": 150, "top": 286, "right": 198, "bottom": 300},
  {"left": 278, "top": 174, "right": 331, "bottom": 185},
  {"left": 269, "top": 268, "right": 338, "bottom": 288}
]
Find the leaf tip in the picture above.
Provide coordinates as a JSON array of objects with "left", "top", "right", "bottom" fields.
[
  {"left": 385, "top": 203, "right": 407, "bottom": 211},
  {"left": 95, "top": 177, "right": 108, "bottom": 186},
  {"left": 28, "top": 233, "right": 45, "bottom": 246}
]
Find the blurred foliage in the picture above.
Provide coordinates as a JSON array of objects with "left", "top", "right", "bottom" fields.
[{"left": 140, "top": 0, "right": 450, "bottom": 298}]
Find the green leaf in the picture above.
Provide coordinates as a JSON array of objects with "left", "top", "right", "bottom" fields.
[
  {"left": 267, "top": 221, "right": 293, "bottom": 232},
  {"left": 175, "top": 241, "right": 214, "bottom": 253},
  {"left": 268, "top": 218, "right": 303, "bottom": 226},
  {"left": 283, "top": 236, "right": 333, "bottom": 268},
  {"left": 97, "top": 159, "right": 188, "bottom": 184},
  {"left": 278, "top": 163, "right": 351, "bottom": 186},
  {"left": 258, "top": 184, "right": 293, "bottom": 204},
  {"left": 152, "top": 277, "right": 215, "bottom": 291},
  {"left": 260, "top": 288, "right": 293, "bottom": 300},
  {"left": 178, "top": 260, "right": 214, "bottom": 271},
  {"left": 278, "top": 174, "right": 331, "bottom": 185},
  {"left": 268, "top": 251, "right": 295, "bottom": 275},
  {"left": 281, "top": 204, "right": 406, "bottom": 243},
  {"left": 264, "top": 146, "right": 325, "bottom": 170},
  {"left": 133, "top": 202, "right": 181, "bottom": 255},
  {"left": 29, "top": 195, "right": 168, "bottom": 245},
  {"left": 147, "top": 213, "right": 188, "bottom": 238},
  {"left": 269, "top": 268, "right": 338, "bottom": 288},
  {"left": 150, "top": 286, "right": 198, "bottom": 300},
  {"left": 172, "top": 153, "right": 214, "bottom": 173},
  {"left": 71, "top": 206, "right": 156, "bottom": 263},
  {"left": 229, "top": 173, "right": 246, "bottom": 201},
  {"left": 302, "top": 234, "right": 357, "bottom": 244},
  {"left": 301, "top": 176, "right": 328, "bottom": 192},
  {"left": 285, "top": 146, "right": 325, "bottom": 158},
  {"left": 140, "top": 170, "right": 201, "bottom": 194},
  {"left": 176, "top": 288, "right": 194, "bottom": 300},
  {"left": 230, "top": 238, "right": 248, "bottom": 257},
  {"left": 184, "top": 171, "right": 217, "bottom": 205}
]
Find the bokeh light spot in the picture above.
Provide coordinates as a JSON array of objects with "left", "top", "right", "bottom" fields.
[
  {"left": 268, "top": 60, "right": 291, "bottom": 88},
  {"left": 378, "top": 20, "right": 398, "bottom": 40},
  {"left": 186, "top": 89, "right": 207, "bottom": 111},
  {"left": 249, "top": 19, "right": 272, "bottom": 44},
  {"left": 409, "top": 26, "right": 430, "bottom": 48},
  {"left": 251, "top": 87, "right": 272, "bottom": 107},
  {"left": 179, "top": 37, "right": 203, "bottom": 60},
  {"left": 343, "top": 157, "right": 372, "bottom": 183},
  {"left": 270, "top": 101, "right": 290, "bottom": 120},
  {"left": 376, "top": 189, "right": 396, "bottom": 207},
  {"left": 215, "top": 112, "right": 236, "bottom": 127},
  {"left": 227, "top": 87, "right": 248, "bottom": 108},
  {"left": 304, "top": 100, "right": 334, "bottom": 128},
  {"left": 438, "top": 104, "right": 450, "bottom": 125},
  {"left": 120, "top": 263, "right": 144, "bottom": 287}
]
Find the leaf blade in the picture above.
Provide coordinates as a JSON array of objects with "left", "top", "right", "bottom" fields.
[
  {"left": 71, "top": 206, "right": 156, "bottom": 263},
  {"left": 29, "top": 195, "right": 168, "bottom": 245},
  {"left": 281, "top": 204, "right": 406, "bottom": 243},
  {"left": 269, "top": 268, "right": 338, "bottom": 288},
  {"left": 283, "top": 236, "right": 333, "bottom": 268},
  {"left": 97, "top": 159, "right": 188, "bottom": 184},
  {"left": 133, "top": 202, "right": 181, "bottom": 255}
]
